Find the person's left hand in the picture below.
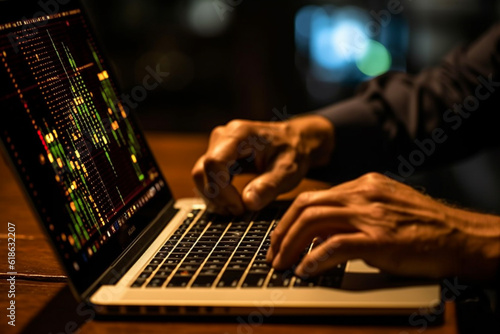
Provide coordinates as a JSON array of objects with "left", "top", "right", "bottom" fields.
[{"left": 267, "top": 173, "right": 500, "bottom": 283}]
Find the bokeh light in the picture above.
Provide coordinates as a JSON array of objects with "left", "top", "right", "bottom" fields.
[
  {"left": 295, "top": 5, "right": 395, "bottom": 83},
  {"left": 356, "top": 40, "right": 392, "bottom": 76},
  {"left": 186, "top": 0, "right": 229, "bottom": 37}
]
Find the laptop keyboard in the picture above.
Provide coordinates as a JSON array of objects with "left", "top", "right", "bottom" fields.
[{"left": 131, "top": 208, "right": 345, "bottom": 289}]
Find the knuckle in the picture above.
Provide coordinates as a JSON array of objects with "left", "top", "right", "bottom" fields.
[
  {"left": 226, "top": 119, "right": 249, "bottom": 133},
  {"left": 202, "top": 155, "right": 224, "bottom": 170},
  {"left": 270, "top": 228, "right": 282, "bottom": 241},
  {"left": 191, "top": 160, "right": 204, "bottom": 178},
  {"left": 211, "top": 125, "right": 225, "bottom": 137},
  {"left": 356, "top": 173, "right": 386, "bottom": 199},
  {"left": 358, "top": 183, "right": 380, "bottom": 199},
  {"left": 361, "top": 172, "right": 385, "bottom": 183},
  {"left": 299, "top": 206, "right": 321, "bottom": 224},
  {"left": 327, "top": 235, "right": 348, "bottom": 252},
  {"left": 191, "top": 166, "right": 201, "bottom": 178},
  {"left": 295, "top": 191, "right": 314, "bottom": 207},
  {"left": 253, "top": 178, "right": 278, "bottom": 193},
  {"left": 275, "top": 160, "right": 299, "bottom": 176},
  {"left": 368, "top": 202, "right": 387, "bottom": 220}
]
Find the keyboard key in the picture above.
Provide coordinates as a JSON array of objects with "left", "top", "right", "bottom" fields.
[
  {"left": 211, "top": 249, "right": 233, "bottom": 257},
  {"left": 177, "top": 269, "right": 197, "bottom": 277},
  {"left": 250, "top": 262, "right": 271, "bottom": 270},
  {"left": 319, "top": 274, "right": 342, "bottom": 288},
  {"left": 255, "top": 251, "right": 268, "bottom": 260},
  {"left": 174, "top": 228, "right": 187, "bottom": 235},
  {"left": 147, "top": 277, "right": 166, "bottom": 287},
  {"left": 267, "top": 271, "right": 292, "bottom": 287},
  {"left": 217, "top": 269, "right": 245, "bottom": 288},
  {"left": 183, "top": 258, "right": 204, "bottom": 265},
  {"left": 248, "top": 268, "right": 270, "bottom": 275},
  {"left": 318, "top": 263, "right": 346, "bottom": 288},
  {"left": 203, "top": 262, "right": 225, "bottom": 270},
  {"left": 155, "top": 270, "right": 172, "bottom": 278},
  {"left": 242, "top": 273, "right": 268, "bottom": 288},
  {"left": 229, "top": 257, "right": 252, "bottom": 265},
  {"left": 239, "top": 242, "right": 261, "bottom": 248},
  {"left": 149, "top": 258, "right": 163, "bottom": 265},
  {"left": 161, "top": 243, "right": 176, "bottom": 251},
  {"left": 199, "top": 268, "right": 219, "bottom": 276},
  {"left": 226, "top": 262, "right": 248, "bottom": 270},
  {"left": 189, "top": 249, "right": 211, "bottom": 256},
  {"left": 232, "top": 253, "right": 254, "bottom": 260},
  {"left": 168, "top": 253, "right": 186, "bottom": 259},
  {"left": 163, "top": 259, "right": 181, "bottom": 266},
  {"left": 178, "top": 264, "right": 201, "bottom": 271},
  {"left": 131, "top": 278, "right": 146, "bottom": 287},
  {"left": 156, "top": 251, "right": 169, "bottom": 258},
  {"left": 225, "top": 230, "right": 245, "bottom": 237},
  {"left": 139, "top": 271, "right": 153, "bottom": 279},
  {"left": 167, "top": 275, "right": 192, "bottom": 287},
  {"left": 293, "top": 276, "right": 320, "bottom": 287},
  {"left": 143, "top": 265, "right": 157, "bottom": 272},
  {"left": 192, "top": 274, "right": 218, "bottom": 287},
  {"left": 182, "top": 236, "right": 200, "bottom": 242}
]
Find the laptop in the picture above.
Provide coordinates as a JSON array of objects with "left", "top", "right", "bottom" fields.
[{"left": 0, "top": 0, "right": 441, "bottom": 317}]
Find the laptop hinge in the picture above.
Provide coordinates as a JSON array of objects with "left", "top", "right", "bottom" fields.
[{"left": 80, "top": 200, "right": 178, "bottom": 300}]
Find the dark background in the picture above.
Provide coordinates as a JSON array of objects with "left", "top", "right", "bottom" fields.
[{"left": 83, "top": 0, "right": 500, "bottom": 214}]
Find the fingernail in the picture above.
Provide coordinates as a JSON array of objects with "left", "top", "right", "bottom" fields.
[
  {"left": 245, "top": 189, "right": 262, "bottom": 209},
  {"left": 294, "top": 264, "right": 304, "bottom": 277},
  {"left": 266, "top": 247, "right": 274, "bottom": 262}
]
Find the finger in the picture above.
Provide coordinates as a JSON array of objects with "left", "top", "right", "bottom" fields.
[
  {"left": 203, "top": 157, "right": 245, "bottom": 215},
  {"left": 271, "top": 206, "right": 358, "bottom": 270},
  {"left": 198, "top": 127, "right": 258, "bottom": 215},
  {"left": 242, "top": 150, "right": 307, "bottom": 211},
  {"left": 269, "top": 176, "right": 371, "bottom": 257},
  {"left": 192, "top": 155, "right": 238, "bottom": 214},
  {"left": 270, "top": 188, "right": 347, "bottom": 261},
  {"left": 192, "top": 155, "right": 207, "bottom": 199},
  {"left": 294, "top": 232, "right": 374, "bottom": 278}
]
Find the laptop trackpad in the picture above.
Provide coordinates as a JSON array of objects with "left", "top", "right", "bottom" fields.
[{"left": 342, "top": 260, "right": 436, "bottom": 291}]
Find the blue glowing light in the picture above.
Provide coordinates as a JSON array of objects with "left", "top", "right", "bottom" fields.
[{"left": 295, "top": 5, "right": 394, "bottom": 83}]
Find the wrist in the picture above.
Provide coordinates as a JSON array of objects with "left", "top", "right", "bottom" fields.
[
  {"left": 446, "top": 206, "right": 500, "bottom": 283},
  {"left": 287, "top": 115, "right": 335, "bottom": 168}
]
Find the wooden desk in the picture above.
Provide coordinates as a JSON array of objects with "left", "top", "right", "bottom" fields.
[{"left": 0, "top": 133, "right": 458, "bottom": 334}]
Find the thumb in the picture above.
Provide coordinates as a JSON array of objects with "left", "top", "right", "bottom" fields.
[{"left": 241, "top": 155, "right": 306, "bottom": 211}]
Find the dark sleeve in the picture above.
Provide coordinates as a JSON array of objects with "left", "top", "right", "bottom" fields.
[{"left": 312, "top": 23, "right": 500, "bottom": 183}]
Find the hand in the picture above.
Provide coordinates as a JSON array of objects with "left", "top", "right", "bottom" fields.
[
  {"left": 268, "top": 172, "right": 500, "bottom": 283},
  {"left": 191, "top": 116, "right": 334, "bottom": 215}
]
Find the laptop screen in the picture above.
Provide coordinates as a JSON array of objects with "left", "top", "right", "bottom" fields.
[{"left": 0, "top": 0, "right": 174, "bottom": 294}]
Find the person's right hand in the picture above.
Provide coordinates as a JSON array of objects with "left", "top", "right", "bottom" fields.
[{"left": 191, "top": 115, "right": 335, "bottom": 215}]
